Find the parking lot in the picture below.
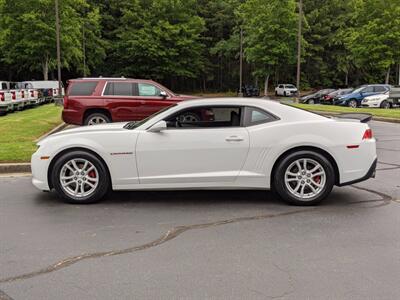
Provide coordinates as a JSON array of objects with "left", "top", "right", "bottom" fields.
[{"left": 0, "top": 120, "right": 399, "bottom": 300}]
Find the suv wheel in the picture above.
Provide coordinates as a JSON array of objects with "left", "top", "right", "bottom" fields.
[
  {"left": 348, "top": 99, "right": 357, "bottom": 108},
  {"left": 380, "top": 100, "right": 390, "bottom": 109},
  {"left": 273, "top": 150, "right": 335, "bottom": 206},
  {"left": 51, "top": 151, "right": 110, "bottom": 204},
  {"left": 85, "top": 113, "right": 111, "bottom": 126}
]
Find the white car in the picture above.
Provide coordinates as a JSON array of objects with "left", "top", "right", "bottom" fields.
[
  {"left": 361, "top": 93, "right": 391, "bottom": 108},
  {"left": 275, "top": 84, "right": 298, "bottom": 96},
  {"left": 31, "top": 98, "right": 377, "bottom": 205}
]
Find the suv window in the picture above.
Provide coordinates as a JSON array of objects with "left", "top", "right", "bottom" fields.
[
  {"left": 69, "top": 81, "right": 98, "bottom": 96},
  {"left": 374, "top": 86, "right": 387, "bottom": 92},
  {"left": 278, "top": 85, "right": 283, "bottom": 88},
  {"left": 165, "top": 106, "right": 242, "bottom": 128},
  {"left": 104, "top": 82, "right": 134, "bottom": 96},
  {"left": 244, "top": 107, "right": 277, "bottom": 126},
  {"left": 1, "top": 83, "right": 7, "bottom": 90},
  {"left": 138, "top": 83, "right": 161, "bottom": 96},
  {"left": 362, "top": 86, "right": 374, "bottom": 93}
]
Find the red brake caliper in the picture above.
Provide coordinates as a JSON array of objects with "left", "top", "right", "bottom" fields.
[
  {"left": 88, "top": 171, "right": 96, "bottom": 178},
  {"left": 313, "top": 176, "right": 321, "bottom": 184}
]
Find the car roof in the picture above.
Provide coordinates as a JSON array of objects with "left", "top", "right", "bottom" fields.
[{"left": 174, "top": 97, "right": 327, "bottom": 122}]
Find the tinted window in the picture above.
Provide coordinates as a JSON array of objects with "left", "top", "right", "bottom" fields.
[
  {"left": 138, "top": 83, "right": 161, "bottom": 96},
  {"left": 362, "top": 86, "right": 374, "bottom": 93},
  {"left": 374, "top": 86, "right": 387, "bottom": 92},
  {"left": 69, "top": 81, "right": 98, "bottom": 96},
  {"left": 278, "top": 85, "right": 283, "bottom": 88},
  {"left": 103, "top": 82, "right": 135, "bottom": 96},
  {"left": 244, "top": 107, "right": 277, "bottom": 126},
  {"left": 165, "top": 106, "right": 242, "bottom": 128},
  {"left": 1, "top": 83, "right": 7, "bottom": 90}
]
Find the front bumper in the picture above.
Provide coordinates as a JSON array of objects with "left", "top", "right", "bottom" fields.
[
  {"left": 338, "top": 158, "right": 377, "bottom": 186},
  {"left": 31, "top": 150, "right": 51, "bottom": 191}
]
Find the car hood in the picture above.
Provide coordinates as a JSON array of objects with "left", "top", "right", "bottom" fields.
[{"left": 40, "top": 122, "right": 127, "bottom": 143}]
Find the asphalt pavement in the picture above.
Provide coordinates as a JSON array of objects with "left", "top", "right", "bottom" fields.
[{"left": 0, "top": 120, "right": 399, "bottom": 300}]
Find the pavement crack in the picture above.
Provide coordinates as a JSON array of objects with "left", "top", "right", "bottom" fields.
[
  {"left": 0, "top": 289, "right": 14, "bottom": 300},
  {"left": 0, "top": 208, "right": 313, "bottom": 284}
]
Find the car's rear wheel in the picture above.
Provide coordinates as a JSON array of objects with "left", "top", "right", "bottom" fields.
[
  {"left": 348, "top": 99, "right": 357, "bottom": 108},
  {"left": 308, "top": 98, "right": 315, "bottom": 104},
  {"left": 85, "top": 113, "right": 111, "bottom": 126},
  {"left": 380, "top": 100, "right": 391, "bottom": 109},
  {"left": 273, "top": 150, "right": 335, "bottom": 206},
  {"left": 51, "top": 151, "right": 110, "bottom": 204}
]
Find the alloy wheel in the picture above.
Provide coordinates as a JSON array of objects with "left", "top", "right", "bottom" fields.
[
  {"left": 284, "top": 158, "right": 326, "bottom": 200},
  {"left": 88, "top": 116, "right": 107, "bottom": 125},
  {"left": 59, "top": 158, "right": 99, "bottom": 198}
]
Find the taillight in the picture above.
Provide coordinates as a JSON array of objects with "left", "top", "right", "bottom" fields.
[
  {"left": 11, "top": 91, "right": 16, "bottom": 100},
  {"left": 21, "top": 90, "right": 25, "bottom": 98},
  {"left": 0, "top": 92, "right": 4, "bottom": 101},
  {"left": 362, "top": 129, "right": 373, "bottom": 140}
]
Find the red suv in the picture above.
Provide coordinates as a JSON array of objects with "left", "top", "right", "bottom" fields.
[{"left": 62, "top": 78, "right": 198, "bottom": 125}]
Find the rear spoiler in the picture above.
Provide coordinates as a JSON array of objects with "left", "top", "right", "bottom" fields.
[{"left": 334, "top": 113, "right": 372, "bottom": 123}]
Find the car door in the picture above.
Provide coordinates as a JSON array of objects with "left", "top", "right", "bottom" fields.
[
  {"left": 135, "top": 106, "right": 250, "bottom": 185},
  {"left": 360, "top": 86, "right": 375, "bottom": 100}
]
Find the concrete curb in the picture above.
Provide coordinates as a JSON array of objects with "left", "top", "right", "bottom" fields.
[{"left": 0, "top": 163, "right": 31, "bottom": 174}]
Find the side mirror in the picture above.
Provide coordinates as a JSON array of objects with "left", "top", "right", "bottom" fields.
[
  {"left": 160, "top": 91, "right": 168, "bottom": 99},
  {"left": 148, "top": 120, "right": 167, "bottom": 133}
]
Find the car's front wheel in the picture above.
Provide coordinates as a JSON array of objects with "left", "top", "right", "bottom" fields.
[
  {"left": 380, "top": 100, "right": 391, "bottom": 109},
  {"left": 273, "top": 150, "right": 335, "bottom": 206},
  {"left": 51, "top": 151, "right": 110, "bottom": 204}
]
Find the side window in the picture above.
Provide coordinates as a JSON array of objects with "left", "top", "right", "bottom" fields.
[
  {"left": 138, "top": 83, "right": 161, "bottom": 96},
  {"left": 362, "top": 86, "right": 374, "bottom": 93},
  {"left": 278, "top": 85, "right": 283, "bottom": 88},
  {"left": 374, "top": 86, "right": 386, "bottom": 92},
  {"left": 68, "top": 81, "right": 98, "bottom": 96},
  {"left": 1, "top": 83, "right": 7, "bottom": 90},
  {"left": 103, "top": 82, "right": 134, "bottom": 96},
  {"left": 244, "top": 107, "right": 277, "bottom": 126},
  {"left": 165, "top": 106, "right": 242, "bottom": 129}
]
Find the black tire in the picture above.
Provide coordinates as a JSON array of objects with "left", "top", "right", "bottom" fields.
[
  {"left": 273, "top": 150, "right": 335, "bottom": 206},
  {"left": 348, "top": 99, "right": 357, "bottom": 108},
  {"left": 284, "top": 91, "right": 287, "bottom": 97},
  {"left": 84, "top": 112, "right": 111, "bottom": 126},
  {"left": 275, "top": 91, "right": 278, "bottom": 96},
  {"left": 380, "top": 100, "right": 391, "bottom": 109},
  {"left": 51, "top": 150, "right": 110, "bottom": 204}
]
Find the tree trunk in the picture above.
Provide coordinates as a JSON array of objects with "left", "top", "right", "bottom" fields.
[
  {"left": 42, "top": 58, "right": 48, "bottom": 81},
  {"left": 345, "top": 71, "right": 348, "bottom": 87},
  {"left": 385, "top": 67, "right": 390, "bottom": 84},
  {"left": 264, "top": 74, "right": 270, "bottom": 97},
  {"left": 398, "top": 63, "right": 400, "bottom": 85}
]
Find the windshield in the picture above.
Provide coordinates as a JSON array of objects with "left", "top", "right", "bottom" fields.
[
  {"left": 124, "top": 104, "right": 177, "bottom": 129},
  {"left": 351, "top": 87, "right": 364, "bottom": 93},
  {"left": 285, "top": 85, "right": 296, "bottom": 89}
]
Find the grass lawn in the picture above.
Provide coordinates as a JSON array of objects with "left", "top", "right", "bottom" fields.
[
  {"left": 0, "top": 104, "right": 62, "bottom": 163},
  {"left": 290, "top": 103, "right": 400, "bottom": 120}
]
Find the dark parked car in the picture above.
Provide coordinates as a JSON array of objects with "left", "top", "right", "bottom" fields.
[
  {"left": 62, "top": 78, "right": 198, "bottom": 125},
  {"left": 300, "top": 89, "right": 335, "bottom": 104},
  {"left": 321, "top": 88, "right": 353, "bottom": 104},
  {"left": 333, "top": 84, "right": 390, "bottom": 107},
  {"left": 238, "top": 85, "right": 260, "bottom": 97}
]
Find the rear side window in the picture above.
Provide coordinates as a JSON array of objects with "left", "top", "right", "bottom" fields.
[
  {"left": 244, "top": 107, "right": 278, "bottom": 126},
  {"left": 103, "top": 82, "right": 135, "bottom": 96},
  {"left": 374, "top": 86, "right": 387, "bottom": 92},
  {"left": 69, "top": 81, "right": 98, "bottom": 96},
  {"left": 362, "top": 86, "right": 374, "bottom": 93}
]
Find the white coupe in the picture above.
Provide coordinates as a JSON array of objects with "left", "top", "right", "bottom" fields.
[{"left": 31, "top": 98, "right": 377, "bottom": 205}]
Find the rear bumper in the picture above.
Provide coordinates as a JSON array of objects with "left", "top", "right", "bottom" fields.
[
  {"left": 62, "top": 108, "right": 83, "bottom": 125},
  {"left": 338, "top": 158, "right": 377, "bottom": 186}
]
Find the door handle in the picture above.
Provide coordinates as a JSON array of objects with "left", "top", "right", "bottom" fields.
[{"left": 225, "top": 136, "right": 244, "bottom": 142}]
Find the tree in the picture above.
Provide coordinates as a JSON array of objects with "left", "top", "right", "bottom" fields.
[
  {"left": 342, "top": 0, "right": 400, "bottom": 84},
  {"left": 238, "top": 0, "right": 298, "bottom": 95},
  {"left": 0, "top": 0, "right": 87, "bottom": 80}
]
